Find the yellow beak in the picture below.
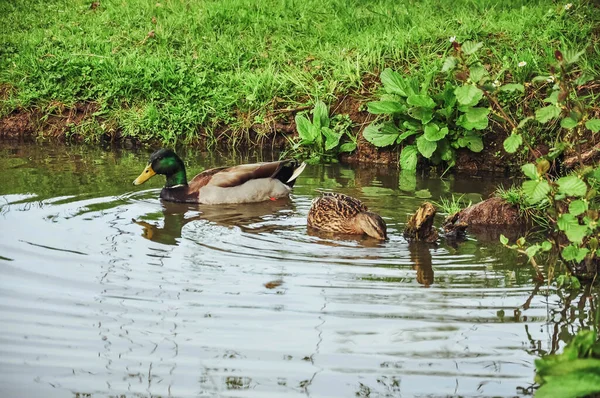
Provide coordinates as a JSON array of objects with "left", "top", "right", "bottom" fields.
[{"left": 133, "top": 164, "right": 156, "bottom": 185}]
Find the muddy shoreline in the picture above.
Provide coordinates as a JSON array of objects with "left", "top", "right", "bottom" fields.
[{"left": 0, "top": 100, "right": 513, "bottom": 174}]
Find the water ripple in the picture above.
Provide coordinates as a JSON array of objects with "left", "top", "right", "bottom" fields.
[{"left": 0, "top": 145, "right": 597, "bottom": 397}]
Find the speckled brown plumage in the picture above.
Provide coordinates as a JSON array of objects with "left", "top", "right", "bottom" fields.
[{"left": 307, "top": 193, "right": 387, "bottom": 240}]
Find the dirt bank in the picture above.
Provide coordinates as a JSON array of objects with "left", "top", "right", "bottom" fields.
[{"left": 0, "top": 98, "right": 516, "bottom": 172}]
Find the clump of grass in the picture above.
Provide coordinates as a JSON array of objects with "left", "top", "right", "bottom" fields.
[
  {"left": 435, "top": 194, "right": 472, "bottom": 216},
  {"left": 495, "top": 185, "right": 549, "bottom": 229},
  {"left": 1, "top": 0, "right": 599, "bottom": 144},
  {"left": 495, "top": 185, "right": 524, "bottom": 206}
]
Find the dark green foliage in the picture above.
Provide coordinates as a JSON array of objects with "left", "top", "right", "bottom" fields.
[
  {"left": 293, "top": 101, "right": 356, "bottom": 163},
  {"left": 535, "top": 329, "right": 600, "bottom": 398},
  {"left": 363, "top": 65, "right": 487, "bottom": 172}
]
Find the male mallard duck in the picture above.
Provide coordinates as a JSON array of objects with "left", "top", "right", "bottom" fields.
[
  {"left": 133, "top": 148, "right": 306, "bottom": 204},
  {"left": 307, "top": 192, "right": 387, "bottom": 240}
]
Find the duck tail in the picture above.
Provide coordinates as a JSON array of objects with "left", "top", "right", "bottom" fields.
[
  {"left": 272, "top": 160, "right": 306, "bottom": 187},
  {"left": 286, "top": 161, "right": 306, "bottom": 185}
]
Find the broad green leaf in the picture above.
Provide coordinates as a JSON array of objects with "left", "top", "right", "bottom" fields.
[
  {"left": 586, "top": 119, "right": 600, "bottom": 133},
  {"left": 464, "top": 107, "right": 490, "bottom": 123},
  {"left": 416, "top": 135, "right": 437, "bottom": 158},
  {"left": 557, "top": 213, "right": 588, "bottom": 243},
  {"left": 380, "top": 68, "right": 413, "bottom": 97},
  {"left": 499, "top": 83, "right": 525, "bottom": 93},
  {"left": 441, "top": 56, "right": 457, "bottom": 73},
  {"left": 338, "top": 142, "right": 357, "bottom": 153},
  {"left": 544, "top": 91, "right": 559, "bottom": 105},
  {"left": 538, "top": 357, "right": 600, "bottom": 378},
  {"left": 437, "top": 138, "right": 454, "bottom": 161},
  {"left": 499, "top": 234, "right": 509, "bottom": 245},
  {"left": 521, "top": 163, "right": 539, "bottom": 180},
  {"left": 535, "top": 367, "right": 600, "bottom": 398},
  {"left": 503, "top": 133, "right": 523, "bottom": 153},
  {"left": 407, "top": 94, "right": 436, "bottom": 109},
  {"left": 569, "top": 199, "right": 588, "bottom": 216},
  {"left": 557, "top": 175, "right": 588, "bottom": 197},
  {"left": 541, "top": 241, "right": 553, "bottom": 251},
  {"left": 363, "top": 122, "right": 399, "bottom": 147},
  {"left": 436, "top": 107, "right": 453, "bottom": 118},
  {"left": 457, "top": 114, "right": 488, "bottom": 130},
  {"left": 454, "top": 85, "right": 484, "bottom": 106},
  {"left": 403, "top": 120, "right": 421, "bottom": 130},
  {"left": 561, "top": 117, "right": 578, "bottom": 129},
  {"left": 367, "top": 101, "right": 405, "bottom": 115},
  {"left": 407, "top": 107, "right": 434, "bottom": 124},
  {"left": 322, "top": 127, "right": 343, "bottom": 150},
  {"left": 522, "top": 180, "right": 551, "bottom": 204},
  {"left": 424, "top": 124, "right": 448, "bottom": 141},
  {"left": 295, "top": 114, "right": 316, "bottom": 144},
  {"left": 457, "top": 132, "right": 483, "bottom": 152},
  {"left": 400, "top": 145, "right": 418, "bottom": 171},
  {"left": 562, "top": 245, "right": 589, "bottom": 262},
  {"left": 441, "top": 84, "right": 457, "bottom": 108},
  {"left": 469, "top": 64, "right": 487, "bottom": 83},
  {"left": 525, "top": 245, "right": 541, "bottom": 259},
  {"left": 312, "top": 101, "right": 329, "bottom": 129},
  {"left": 535, "top": 105, "right": 561, "bottom": 123},
  {"left": 380, "top": 94, "right": 403, "bottom": 102},
  {"left": 462, "top": 40, "right": 483, "bottom": 55},
  {"left": 397, "top": 129, "right": 420, "bottom": 143}
]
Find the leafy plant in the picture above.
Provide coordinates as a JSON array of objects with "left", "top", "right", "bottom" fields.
[
  {"left": 490, "top": 43, "right": 600, "bottom": 283},
  {"left": 495, "top": 184, "right": 550, "bottom": 228},
  {"left": 293, "top": 101, "right": 357, "bottom": 163},
  {"left": 363, "top": 61, "right": 488, "bottom": 172},
  {"left": 535, "top": 329, "right": 600, "bottom": 398},
  {"left": 500, "top": 49, "right": 600, "bottom": 158},
  {"left": 501, "top": 162, "right": 600, "bottom": 282}
]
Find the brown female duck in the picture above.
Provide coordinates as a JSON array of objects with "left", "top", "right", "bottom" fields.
[
  {"left": 133, "top": 149, "right": 306, "bottom": 204},
  {"left": 307, "top": 192, "right": 387, "bottom": 240}
]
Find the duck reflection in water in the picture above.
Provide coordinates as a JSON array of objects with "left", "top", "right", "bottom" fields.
[
  {"left": 408, "top": 242, "right": 434, "bottom": 286},
  {"left": 133, "top": 198, "right": 295, "bottom": 245}
]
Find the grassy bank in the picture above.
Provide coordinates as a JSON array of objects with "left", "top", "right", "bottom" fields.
[{"left": 1, "top": 0, "right": 599, "bottom": 146}]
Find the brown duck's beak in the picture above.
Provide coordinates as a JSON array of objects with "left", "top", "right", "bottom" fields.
[{"left": 133, "top": 164, "right": 156, "bottom": 185}]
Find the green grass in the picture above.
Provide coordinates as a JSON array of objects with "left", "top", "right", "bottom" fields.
[
  {"left": 495, "top": 184, "right": 550, "bottom": 228},
  {"left": 1, "top": 0, "right": 599, "bottom": 144},
  {"left": 434, "top": 194, "right": 472, "bottom": 216}
]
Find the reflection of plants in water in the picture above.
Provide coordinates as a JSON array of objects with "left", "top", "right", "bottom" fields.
[
  {"left": 198, "top": 369, "right": 253, "bottom": 391},
  {"left": 525, "top": 286, "right": 599, "bottom": 358},
  {"left": 356, "top": 376, "right": 401, "bottom": 397},
  {"left": 225, "top": 376, "right": 252, "bottom": 390}
]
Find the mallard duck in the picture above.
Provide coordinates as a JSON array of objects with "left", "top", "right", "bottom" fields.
[
  {"left": 307, "top": 192, "right": 387, "bottom": 240},
  {"left": 133, "top": 148, "right": 306, "bottom": 204}
]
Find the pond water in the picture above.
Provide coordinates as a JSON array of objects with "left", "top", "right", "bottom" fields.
[{"left": 0, "top": 143, "right": 597, "bottom": 398}]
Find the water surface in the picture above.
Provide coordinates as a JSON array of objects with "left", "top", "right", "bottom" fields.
[{"left": 0, "top": 143, "right": 596, "bottom": 397}]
